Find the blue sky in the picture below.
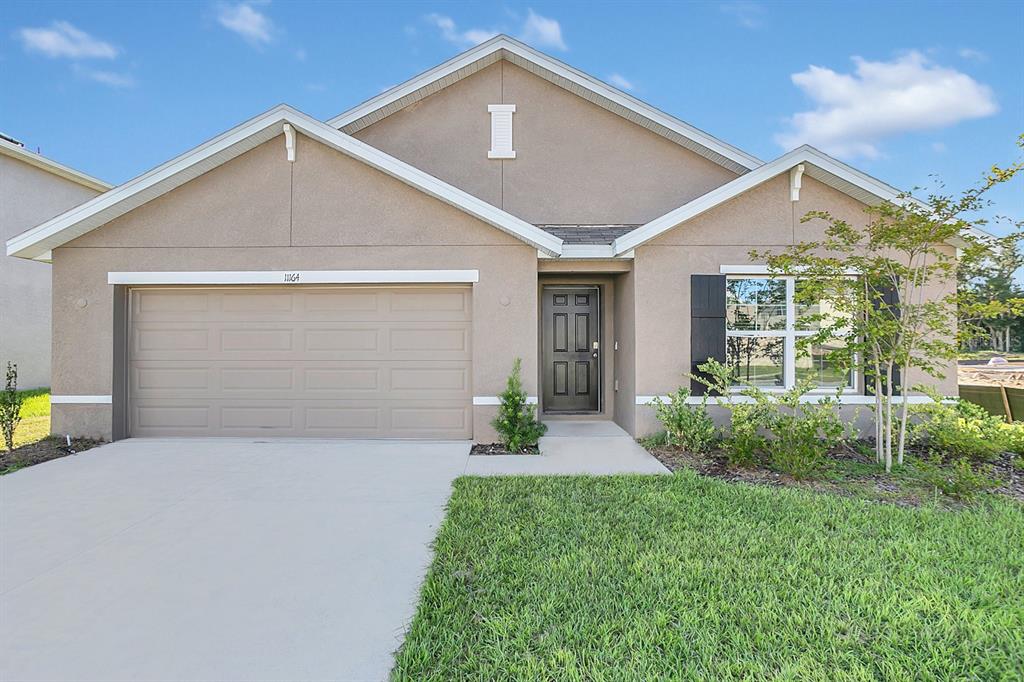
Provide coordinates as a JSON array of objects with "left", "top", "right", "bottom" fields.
[{"left": 2, "top": 0, "right": 1022, "bottom": 235}]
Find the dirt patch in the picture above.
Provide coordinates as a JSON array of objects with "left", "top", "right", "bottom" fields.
[
  {"left": 470, "top": 443, "right": 540, "bottom": 456},
  {"left": 1, "top": 437, "right": 104, "bottom": 475}
]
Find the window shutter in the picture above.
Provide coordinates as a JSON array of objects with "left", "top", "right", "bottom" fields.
[
  {"left": 487, "top": 104, "right": 516, "bottom": 159},
  {"left": 866, "top": 280, "right": 901, "bottom": 396},
  {"left": 690, "top": 274, "right": 727, "bottom": 395}
]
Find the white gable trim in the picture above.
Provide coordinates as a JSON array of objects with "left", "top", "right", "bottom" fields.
[
  {"left": 0, "top": 137, "right": 111, "bottom": 193},
  {"left": 612, "top": 145, "right": 914, "bottom": 255},
  {"left": 6, "top": 105, "right": 563, "bottom": 260},
  {"left": 327, "top": 35, "right": 761, "bottom": 174}
]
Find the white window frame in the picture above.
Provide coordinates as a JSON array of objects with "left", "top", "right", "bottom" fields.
[{"left": 725, "top": 274, "right": 858, "bottom": 394}]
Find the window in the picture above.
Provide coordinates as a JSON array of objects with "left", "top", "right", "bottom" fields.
[{"left": 726, "top": 276, "right": 855, "bottom": 391}]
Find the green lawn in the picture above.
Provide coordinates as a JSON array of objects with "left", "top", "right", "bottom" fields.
[
  {"left": 393, "top": 474, "right": 1023, "bottom": 681},
  {"left": 12, "top": 389, "right": 50, "bottom": 448}
]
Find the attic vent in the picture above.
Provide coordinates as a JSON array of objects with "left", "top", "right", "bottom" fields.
[{"left": 487, "top": 104, "right": 516, "bottom": 159}]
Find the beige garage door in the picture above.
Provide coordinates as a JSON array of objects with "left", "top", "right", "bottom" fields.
[{"left": 128, "top": 286, "right": 473, "bottom": 438}]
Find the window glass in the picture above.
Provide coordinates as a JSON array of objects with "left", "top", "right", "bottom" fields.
[
  {"left": 727, "top": 336, "right": 784, "bottom": 387},
  {"left": 725, "top": 276, "right": 856, "bottom": 391},
  {"left": 727, "top": 278, "right": 786, "bottom": 331},
  {"left": 794, "top": 341, "right": 854, "bottom": 389}
]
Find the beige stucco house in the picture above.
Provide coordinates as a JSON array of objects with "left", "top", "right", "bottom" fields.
[
  {"left": 5, "top": 36, "right": 956, "bottom": 441},
  {"left": 1, "top": 137, "right": 110, "bottom": 390}
]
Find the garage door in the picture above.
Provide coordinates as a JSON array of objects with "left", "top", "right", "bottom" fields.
[{"left": 127, "top": 286, "right": 472, "bottom": 438}]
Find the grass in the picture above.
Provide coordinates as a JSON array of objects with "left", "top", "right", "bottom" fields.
[
  {"left": 10, "top": 389, "right": 50, "bottom": 449},
  {"left": 393, "top": 474, "right": 1024, "bottom": 681}
]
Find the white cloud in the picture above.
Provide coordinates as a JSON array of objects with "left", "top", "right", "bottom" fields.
[
  {"left": 294, "top": 47, "right": 307, "bottom": 61},
  {"left": 608, "top": 73, "right": 633, "bottom": 91},
  {"left": 930, "top": 141, "right": 947, "bottom": 153},
  {"left": 73, "top": 64, "right": 135, "bottom": 88},
  {"left": 958, "top": 47, "right": 988, "bottom": 62},
  {"left": 775, "top": 51, "right": 998, "bottom": 159},
  {"left": 720, "top": 1, "right": 766, "bottom": 29},
  {"left": 17, "top": 21, "right": 117, "bottom": 59},
  {"left": 425, "top": 9, "right": 566, "bottom": 51},
  {"left": 425, "top": 14, "right": 497, "bottom": 47},
  {"left": 217, "top": 2, "right": 275, "bottom": 45},
  {"left": 519, "top": 9, "right": 566, "bottom": 51}
]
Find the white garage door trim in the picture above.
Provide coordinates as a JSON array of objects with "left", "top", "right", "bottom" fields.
[{"left": 109, "top": 270, "right": 480, "bottom": 285}]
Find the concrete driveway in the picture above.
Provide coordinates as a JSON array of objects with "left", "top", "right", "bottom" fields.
[{"left": 0, "top": 438, "right": 471, "bottom": 682}]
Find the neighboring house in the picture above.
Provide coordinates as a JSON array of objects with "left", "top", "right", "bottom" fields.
[
  {"left": 5, "top": 36, "right": 957, "bottom": 441},
  {"left": 0, "top": 136, "right": 110, "bottom": 390}
]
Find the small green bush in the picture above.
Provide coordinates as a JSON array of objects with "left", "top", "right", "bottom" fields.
[
  {"left": 725, "top": 402, "right": 769, "bottom": 468},
  {"left": 491, "top": 358, "right": 547, "bottom": 453},
  {"left": 1, "top": 363, "right": 23, "bottom": 452},
  {"left": 915, "top": 456, "right": 996, "bottom": 502},
  {"left": 909, "top": 397, "right": 1012, "bottom": 461},
  {"left": 765, "top": 385, "right": 845, "bottom": 479},
  {"left": 651, "top": 388, "right": 717, "bottom": 454}
]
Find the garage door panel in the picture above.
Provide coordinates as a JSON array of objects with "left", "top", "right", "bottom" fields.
[{"left": 128, "top": 286, "right": 473, "bottom": 438}]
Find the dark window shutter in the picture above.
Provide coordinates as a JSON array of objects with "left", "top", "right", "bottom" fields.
[
  {"left": 866, "top": 280, "right": 901, "bottom": 396},
  {"left": 690, "top": 274, "right": 727, "bottom": 395}
]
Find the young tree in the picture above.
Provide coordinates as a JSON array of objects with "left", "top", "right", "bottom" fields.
[{"left": 754, "top": 140, "right": 1022, "bottom": 472}]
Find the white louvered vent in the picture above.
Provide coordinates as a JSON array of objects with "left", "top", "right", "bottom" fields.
[{"left": 488, "top": 104, "right": 516, "bottom": 159}]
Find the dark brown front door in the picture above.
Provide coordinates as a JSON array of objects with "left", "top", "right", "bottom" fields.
[{"left": 542, "top": 287, "right": 600, "bottom": 412}]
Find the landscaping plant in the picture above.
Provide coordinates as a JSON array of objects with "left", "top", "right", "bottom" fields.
[
  {"left": 491, "top": 358, "right": 546, "bottom": 453},
  {"left": 753, "top": 140, "right": 1023, "bottom": 471},
  {"left": 913, "top": 456, "right": 996, "bottom": 502},
  {"left": 909, "top": 394, "right": 1013, "bottom": 461},
  {"left": 765, "top": 385, "right": 845, "bottom": 479},
  {"left": 1, "top": 362, "right": 23, "bottom": 451},
  {"left": 651, "top": 387, "right": 717, "bottom": 453}
]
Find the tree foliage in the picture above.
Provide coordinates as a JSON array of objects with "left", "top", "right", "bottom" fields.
[{"left": 752, "top": 137, "right": 1022, "bottom": 472}]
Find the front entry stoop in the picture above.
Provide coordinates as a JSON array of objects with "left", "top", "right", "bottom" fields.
[{"left": 464, "top": 420, "right": 668, "bottom": 476}]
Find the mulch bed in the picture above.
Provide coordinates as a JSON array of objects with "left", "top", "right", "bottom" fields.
[
  {"left": 470, "top": 443, "right": 540, "bottom": 456},
  {"left": 1, "top": 437, "right": 104, "bottom": 475},
  {"left": 645, "top": 442, "right": 1023, "bottom": 507}
]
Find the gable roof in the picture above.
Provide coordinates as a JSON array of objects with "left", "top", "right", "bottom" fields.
[
  {"left": 0, "top": 136, "right": 111, "bottom": 193},
  {"left": 327, "top": 35, "right": 762, "bottom": 175},
  {"left": 6, "top": 104, "right": 563, "bottom": 261},
  {"left": 612, "top": 145, "right": 928, "bottom": 255}
]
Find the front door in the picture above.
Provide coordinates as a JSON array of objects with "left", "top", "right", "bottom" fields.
[{"left": 542, "top": 287, "right": 600, "bottom": 412}]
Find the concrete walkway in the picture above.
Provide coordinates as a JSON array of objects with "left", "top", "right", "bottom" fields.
[{"left": 464, "top": 420, "right": 669, "bottom": 476}]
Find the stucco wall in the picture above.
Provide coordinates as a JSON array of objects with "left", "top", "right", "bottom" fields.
[
  {"left": 632, "top": 173, "right": 959, "bottom": 436},
  {"left": 1, "top": 155, "right": 101, "bottom": 389},
  {"left": 353, "top": 60, "right": 738, "bottom": 225},
  {"left": 612, "top": 269, "right": 636, "bottom": 435},
  {"left": 53, "top": 133, "right": 538, "bottom": 440}
]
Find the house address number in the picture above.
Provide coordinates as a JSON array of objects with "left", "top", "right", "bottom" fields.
[{"left": 284, "top": 273, "right": 300, "bottom": 283}]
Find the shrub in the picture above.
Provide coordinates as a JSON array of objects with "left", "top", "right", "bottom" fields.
[
  {"left": 909, "top": 397, "right": 1011, "bottom": 461},
  {"left": 915, "top": 456, "right": 996, "bottom": 502},
  {"left": 764, "top": 384, "right": 845, "bottom": 479},
  {"left": 491, "top": 358, "right": 546, "bottom": 453},
  {"left": 1, "top": 363, "right": 23, "bottom": 452},
  {"left": 725, "top": 402, "right": 770, "bottom": 468},
  {"left": 651, "top": 388, "right": 717, "bottom": 454}
]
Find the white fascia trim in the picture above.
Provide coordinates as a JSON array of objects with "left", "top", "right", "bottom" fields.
[
  {"left": 0, "top": 138, "right": 111, "bottom": 192},
  {"left": 327, "top": 36, "right": 761, "bottom": 172},
  {"left": 636, "top": 395, "right": 943, "bottom": 406},
  {"left": 473, "top": 396, "right": 538, "bottom": 405},
  {"left": 612, "top": 145, "right": 910, "bottom": 256},
  {"left": 108, "top": 269, "right": 480, "bottom": 285},
  {"left": 7, "top": 105, "right": 563, "bottom": 260},
  {"left": 51, "top": 395, "right": 113, "bottom": 404}
]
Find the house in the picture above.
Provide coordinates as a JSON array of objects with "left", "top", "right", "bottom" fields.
[
  {"left": 1, "top": 136, "right": 110, "bottom": 390},
  {"left": 5, "top": 36, "right": 956, "bottom": 442}
]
